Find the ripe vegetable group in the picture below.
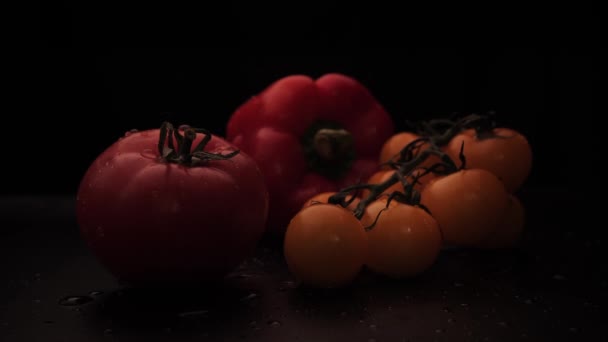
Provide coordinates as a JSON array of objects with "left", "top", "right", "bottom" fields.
[{"left": 76, "top": 73, "right": 533, "bottom": 290}]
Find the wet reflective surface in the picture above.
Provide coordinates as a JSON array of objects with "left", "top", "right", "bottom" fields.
[{"left": 0, "top": 189, "right": 605, "bottom": 341}]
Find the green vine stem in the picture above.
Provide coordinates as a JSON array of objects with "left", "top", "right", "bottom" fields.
[
  {"left": 158, "top": 121, "right": 240, "bottom": 166},
  {"left": 328, "top": 113, "right": 494, "bottom": 223}
]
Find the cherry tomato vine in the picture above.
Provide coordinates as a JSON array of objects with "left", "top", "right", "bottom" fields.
[{"left": 328, "top": 113, "right": 502, "bottom": 224}]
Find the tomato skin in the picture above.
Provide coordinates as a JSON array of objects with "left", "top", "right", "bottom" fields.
[
  {"left": 420, "top": 168, "right": 509, "bottom": 247},
  {"left": 226, "top": 74, "right": 394, "bottom": 235},
  {"left": 477, "top": 195, "right": 525, "bottom": 249},
  {"left": 446, "top": 128, "right": 532, "bottom": 193},
  {"left": 365, "top": 201, "right": 441, "bottom": 278},
  {"left": 284, "top": 204, "right": 368, "bottom": 288},
  {"left": 76, "top": 129, "right": 269, "bottom": 285}
]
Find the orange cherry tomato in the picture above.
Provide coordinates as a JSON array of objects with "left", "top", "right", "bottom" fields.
[
  {"left": 446, "top": 128, "right": 532, "bottom": 193},
  {"left": 379, "top": 132, "right": 441, "bottom": 170},
  {"left": 284, "top": 204, "right": 368, "bottom": 288},
  {"left": 421, "top": 168, "right": 509, "bottom": 247},
  {"left": 477, "top": 195, "right": 525, "bottom": 249},
  {"left": 302, "top": 191, "right": 360, "bottom": 211},
  {"left": 364, "top": 200, "right": 441, "bottom": 278}
]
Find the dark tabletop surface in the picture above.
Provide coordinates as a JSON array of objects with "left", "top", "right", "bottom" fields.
[{"left": 1, "top": 188, "right": 606, "bottom": 342}]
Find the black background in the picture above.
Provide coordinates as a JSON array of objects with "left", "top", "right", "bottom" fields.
[{"left": 12, "top": 4, "right": 600, "bottom": 197}]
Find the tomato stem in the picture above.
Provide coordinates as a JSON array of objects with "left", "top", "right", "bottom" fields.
[
  {"left": 157, "top": 121, "right": 240, "bottom": 166},
  {"left": 329, "top": 112, "right": 495, "bottom": 222}
]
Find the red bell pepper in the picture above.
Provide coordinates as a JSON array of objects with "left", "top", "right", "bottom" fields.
[{"left": 226, "top": 73, "right": 395, "bottom": 234}]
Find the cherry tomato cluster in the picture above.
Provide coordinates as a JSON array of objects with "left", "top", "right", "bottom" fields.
[{"left": 284, "top": 113, "right": 532, "bottom": 288}]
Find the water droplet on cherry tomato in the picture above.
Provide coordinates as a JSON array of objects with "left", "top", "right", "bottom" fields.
[
  {"left": 140, "top": 149, "right": 157, "bottom": 159},
  {"left": 124, "top": 129, "right": 138, "bottom": 137},
  {"left": 58, "top": 295, "right": 93, "bottom": 306}
]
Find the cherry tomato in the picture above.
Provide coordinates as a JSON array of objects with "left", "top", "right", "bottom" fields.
[
  {"left": 284, "top": 204, "right": 368, "bottom": 288},
  {"left": 379, "top": 132, "right": 441, "bottom": 170},
  {"left": 364, "top": 200, "right": 441, "bottom": 278},
  {"left": 421, "top": 168, "right": 509, "bottom": 247},
  {"left": 302, "top": 191, "right": 360, "bottom": 211},
  {"left": 477, "top": 195, "right": 525, "bottom": 249},
  {"left": 446, "top": 128, "right": 532, "bottom": 193}
]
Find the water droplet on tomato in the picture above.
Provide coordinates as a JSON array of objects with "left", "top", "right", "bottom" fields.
[
  {"left": 141, "top": 149, "right": 157, "bottom": 159},
  {"left": 59, "top": 295, "right": 93, "bottom": 306},
  {"left": 125, "top": 129, "right": 138, "bottom": 137}
]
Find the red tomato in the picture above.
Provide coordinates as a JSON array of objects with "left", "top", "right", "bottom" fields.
[
  {"left": 365, "top": 200, "right": 441, "bottom": 278},
  {"left": 284, "top": 204, "right": 368, "bottom": 288},
  {"left": 477, "top": 195, "right": 525, "bottom": 249},
  {"left": 76, "top": 125, "right": 269, "bottom": 285},
  {"left": 421, "top": 168, "right": 509, "bottom": 247},
  {"left": 446, "top": 128, "right": 532, "bottom": 193}
]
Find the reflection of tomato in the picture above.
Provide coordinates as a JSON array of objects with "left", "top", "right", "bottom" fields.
[
  {"left": 284, "top": 204, "right": 368, "bottom": 288},
  {"left": 421, "top": 169, "right": 509, "bottom": 247},
  {"left": 302, "top": 191, "right": 360, "bottom": 211},
  {"left": 365, "top": 200, "right": 441, "bottom": 278},
  {"left": 76, "top": 125, "right": 269, "bottom": 285},
  {"left": 446, "top": 128, "right": 532, "bottom": 193},
  {"left": 477, "top": 195, "right": 525, "bottom": 249},
  {"left": 379, "top": 132, "right": 441, "bottom": 169}
]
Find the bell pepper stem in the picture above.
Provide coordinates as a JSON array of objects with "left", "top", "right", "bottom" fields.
[{"left": 312, "top": 128, "right": 353, "bottom": 162}]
